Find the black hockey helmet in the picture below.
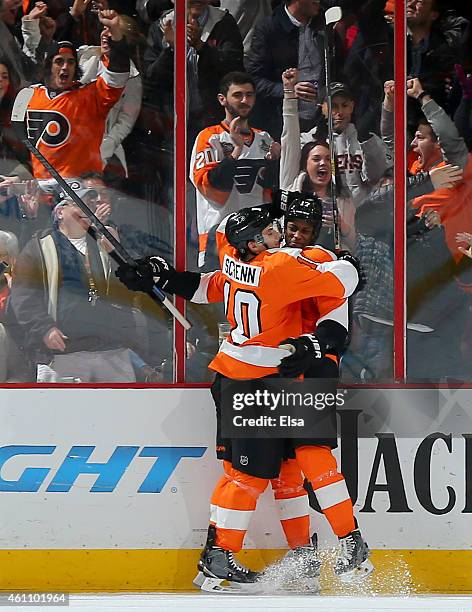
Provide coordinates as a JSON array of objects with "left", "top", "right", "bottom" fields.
[
  {"left": 225, "top": 206, "right": 274, "bottom": 255},
  {"left": 285, "top": 193, "right": 323, "bottom": 244},
  {"left": 286, "top": 191, "right": 322, "bottom": 225}
]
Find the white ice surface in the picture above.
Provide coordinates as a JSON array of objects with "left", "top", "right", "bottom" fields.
[{"left": 2, "top": 594, "right": 472, "bottom": 612}]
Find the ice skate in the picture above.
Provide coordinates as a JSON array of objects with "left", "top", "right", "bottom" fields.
[
  {"left": 193, "top": 525, "right": 216, "bottom": 589},
  {"left": 199, "top": 547, "right": 262, "bottom": 593},
  {"left": 194, "top": 525, "right": 261, "bottom": 593},
  {"left": 335, "top": 528, "right": 374, "bottom": 582},
  {"left": 277, "top": 533, "right": 321, "bottom": 592}
]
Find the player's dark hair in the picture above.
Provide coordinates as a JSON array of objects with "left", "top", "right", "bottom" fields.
[
  {"left": 300, "top": 140, "right": 330, "bottom": 173},
  {"left": 43, "top": 42, "right": 82, "bottom": 86},
  {"left": 0, "top": 56, "right": 19, "bottom": 126},
  {"left": 219, "top": 72, "right": 255, "bottom": 97},
  {"left": 299, "top": 140, "right": 330, "bottom": 192}
]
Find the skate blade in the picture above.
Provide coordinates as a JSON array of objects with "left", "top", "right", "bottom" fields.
[
  {"left": 193, "top": 571, "right": 205, "bottom": 588},
  {"left": 199, "top": 576, "right": 261, "bottom": 594},
  {"left": 338, "top": 559, "right": 374, "bottom": 583}
]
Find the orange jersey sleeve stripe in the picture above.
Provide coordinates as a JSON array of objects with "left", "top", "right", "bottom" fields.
[
  {"left": 191, "top": 270, "right": 226, "bottom": 304},
  {"left": 192, "top": 126, "right": 230, "bottom": 206}
]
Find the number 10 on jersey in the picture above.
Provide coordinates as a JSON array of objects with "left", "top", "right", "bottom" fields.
[{"left": 223, "top": 282, "right": 261, "bottom": 345}]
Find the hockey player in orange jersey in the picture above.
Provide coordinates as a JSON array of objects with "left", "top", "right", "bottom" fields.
[
  {"left": 117, "top": 204, "right": 372, "bottom": 590},
  {"left": 278, "top": 195, "right": 372, "bottom": 585},
  {"left": 206, "top": 193, "right": 372, "bottom": 590},
  {"left": 25, "top": 10, "right": 129, "bottom": 182}
]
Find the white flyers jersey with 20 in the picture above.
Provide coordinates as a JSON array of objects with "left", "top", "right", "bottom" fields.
[{"left": 190, "top": 122, "right": 274, "bottom": 266}]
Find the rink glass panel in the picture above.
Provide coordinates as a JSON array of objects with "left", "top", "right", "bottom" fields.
[
  {"left": 338, "top": 0, "right": 396, "bottom": 383},
  {"left": 0, "top": 3, "right": 175, "bottom": 384},
  {"left": 404, "top": 4, "right": 471, "bottom": 383},
  {"left": 182, "top": 0, "right": 396, "bottom": 383},
  {"left": 7, "top": 0, "right": 458, "bottom": 385}
]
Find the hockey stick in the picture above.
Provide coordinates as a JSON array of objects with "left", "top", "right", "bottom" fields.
[
  {"left": 323, "top": 6, "right": 342, "bottom": 252},
  {"left": 11, "top": 88, "right": 192, "bottom": 330}
]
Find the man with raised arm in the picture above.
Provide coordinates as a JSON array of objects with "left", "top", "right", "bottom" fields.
[{"left": 25, "top": 10, "right": 130, "bottom": 183}]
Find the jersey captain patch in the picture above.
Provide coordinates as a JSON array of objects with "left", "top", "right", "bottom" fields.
[{"left": 222, "top": 254, "right": 261, "bottom": 287}]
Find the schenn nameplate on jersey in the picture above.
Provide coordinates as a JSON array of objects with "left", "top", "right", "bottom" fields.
[{"left": 222, "top": 254, "right": 261, "bottom": 287}]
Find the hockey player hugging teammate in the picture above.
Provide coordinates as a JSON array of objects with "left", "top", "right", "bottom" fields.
[{"left": 116, "top": 198, "right": 373, "bottom": 592}]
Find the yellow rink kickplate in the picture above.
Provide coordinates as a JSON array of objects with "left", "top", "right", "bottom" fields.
[{"left": 1, "top": 549, "right": 472, "bottom": 594}]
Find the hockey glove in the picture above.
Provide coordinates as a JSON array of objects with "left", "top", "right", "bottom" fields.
[
  {"left": 336, "top": 250, "right": 365, "bottom": 290},
  {"left": 278, "top": 334, "right": 327, "bottom": 378},
  {"left": 271, "top": 189, "right": 297, "bottom": 216},
  {"left": 115, "top": 256, "right": 175, "bottom": 293}
]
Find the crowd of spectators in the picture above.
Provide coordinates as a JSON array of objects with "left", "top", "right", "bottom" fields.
[{"left": 0, "top": 0, "right": 470, "bottom": 383}]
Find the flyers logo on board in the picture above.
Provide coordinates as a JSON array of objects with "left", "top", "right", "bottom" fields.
[{"left": 26, "top": 110, "right": 71, "bottom": 147}]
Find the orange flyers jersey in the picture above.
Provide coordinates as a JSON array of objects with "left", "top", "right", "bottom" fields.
[
  {"left": 411, "top": 156, "right": 472, "bottom": 264},
  {"left": 191, "top": 243, "right": 357, "bottom": 379},
  {"left": 216, "top": 221, "right": 348, "bottom": 346},
  {"left": 190, "top": 122, "right": 274, "bottom": 267},
  {"left": 26, "top": 69, "right": 127, "bottom": 179},
  {"left": 296, "top": 247, "right": 347, "bottom": 335}
]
